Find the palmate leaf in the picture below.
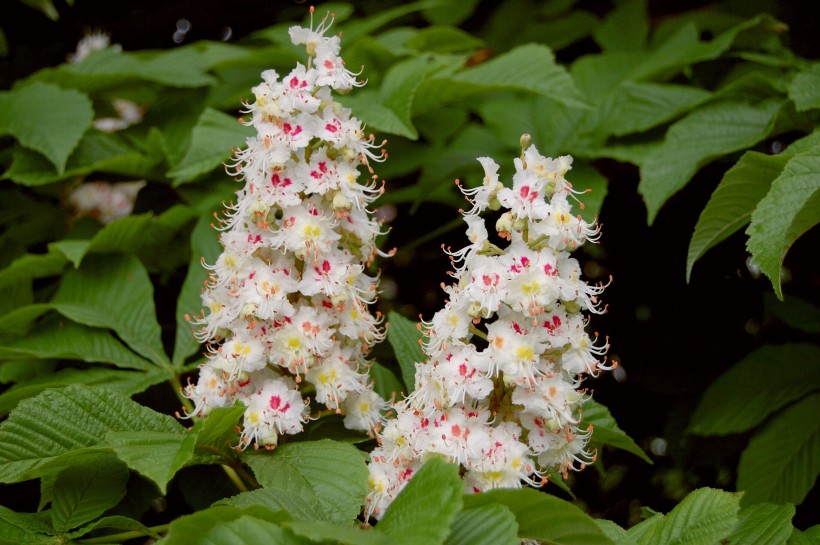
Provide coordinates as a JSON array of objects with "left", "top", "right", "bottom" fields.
[
  {"left": 444, "top": 503, "right": 518, "bottom": 545},
  {"left": 746, "top": 143, "right": 820, "bottom": 299},
  {"left": 233, "top": 440, "right": 368, "bottom": 525},
  {"left": 158, "top": 505, "right": 292, "bottom": 545},
  {"left": 50, "top": 253, "right": 170, "bottom": 368},
  {"left": 386, "top": 311, "right": 424, "bottom": 393},
  {"left": 655, "top": 488, "right": 740, "bottom": 545},
  {"left": 378, "top": 458, "right": 463, "bottom": 545},
  {"left": 463, "top": 488, "right": 615, "bottom": 545},
  {"left": 0, "top": 384, "right": 183, "bottom": 482},
  {"left": 106, "top": 430, "right": 196, "bottom": 494},
  {"left": 737, "top": 393, "right": 820, "bottom": 506},
  {"left": 787, "top": 63, "right": 820, "bottom": 112},
  {"left": 0, "top": 82, "right": 93, "bottom": 174},
  {"left": 639, "top": 99, "right": 781, "bottom": 224},
  {"left": 50, "top": 457, "right": 128, "bottom": 533},
  {"left": 0, "top": 506, "right": 54, "bottom": 545},
  {"left": 725, "top": 503, "right": 795, "bottom": 545},
  {"left": 688, "top": 344, "right": 820, "bottom": 436},
  {"left": 580, "top": 399, "right": 652, "bottom": 464}
]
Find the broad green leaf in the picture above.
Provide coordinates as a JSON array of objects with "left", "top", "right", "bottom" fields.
[
  {"left": 656, "top": 488, "right": 740, "bottom": 545},
  {"left": 378, "top": 458, "right": 463, "bottom": 545},
  {"left": 580, "top": 399, "right": 652, "bottom": 463},
  {"left": 592, "top": 0, "right": 648, "bottom": 52},
  {"left": 237, "top": 439, "right": 368, "bottom": 524},
  {"left": 337, "top": 91, "right": 419, "bottom": 139},
  {"left": 3, "top": 130, "right": 159, "bottom": 186},
  {"left": 639, "top": 99, "right": 781, "bottom": 224},
  {"left": 68, "top": 515, "right": 163, "bottom": 540},
  {"left": 335, "top": 1, "right": 436, "bottom": 45},
  {"left": 191, "top": 516, "right": 302, "bottom": 545},
  {"left": 370, "top": 361, "right": 405, "bottom": 400},
  {"left": 746, "top": 143, "right": 820, "bottom": 298},
  {"left": 0, "top": 304, "right": 51, "bottom": 336},
  {"left": 788, "top": 64, "right": 820, "bottom": 112},
  {"left": 595, "top": 519, "right": 639, "bottom": 545},
  {"left": 0, "top": 384, "right": 183, "bottom": 482},
  {"left": 0, "top": 367, "right": 167, "bottom": 417},
  {"left": 572, "top": 159, "right": 608, "bottom": 224},
  {"left": 387, "top": 311, "right": 424, "bottom": 393},
  {"left": 50, "top": 253, "right": 170, "bottom": 367},
  {"left": 158, "top": 505, "right": 292, "bottom": 545},
  {"left": 421, "top": 0, "right": 481, "bottom": 26},
  {"left": 444, "top": 503, "right": 519, "bottom": 545},
  {"left": 689, "top": 344, "right": 820, "bottom": 435},
  {"left": 571, "top": 51, "right": 644, "bottom": 103},
  {"left": 173, "top": 214, "right": 222, "bottom": 367},
  {"left": 598, "top": 81, "right": 712, "bottom": 137},
  {"left": 764, "top": 293, "right": 820, "bottom": 335},
  {"left": 0, "top": 506, "right": 54, "bottom": 545},
  {"left": 415, "top": 44, "right": 588, "bottom": 115},
  {"left": 288, "top": 519, "right": 391, "bottom": 545},
  {"left": 737, "top": 393, "right": 820, "bottom": 505},
  {"left": 188, "top": 404, "right": 245, "bottom": 465},
  {"left": 788, "top": 528, "right": 815, "bottom": 545},
  {"left": 106, "top": 430, "right": 194, "bottom": 494},
  {"left": 0, "top": 82, "right": 93, "bottom": 173},
  {"left": 687, "top": 151, "right": 787, "bottom": 281},
  {"left": 726, "top": 503, "right": 795, "bottom": 545},
  {"left": 625, "top": 513, "right": 665, "bottom": 544},
  {"left": 51, "top": 458, "right": 128, "bottom": 533},
  {"left": 0, "top": 314, "right": 155, "bottom": 371},
  {"left": 169, "top": 107, "right": 253, "bottom": 185},
  {"left": 463, "top": 488, "right": 615, "bottom": 545},
  {"left": 407, "top": 26, "right": 484, "bottom": 53}
]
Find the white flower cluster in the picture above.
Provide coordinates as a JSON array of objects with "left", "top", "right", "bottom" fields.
[
  {"left": 366, "top": 138, "right": 612, "bottom": 518},
  {"left": 68, "top": 180, "right": 146, "bottom": 224},
  {"left": 183, "top": 11, "right": 390, "bottom": 449}
]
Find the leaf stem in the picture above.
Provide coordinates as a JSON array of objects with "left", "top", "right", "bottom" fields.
[{"left": 221, "top": 463, "right": 250, "bottom": 492}]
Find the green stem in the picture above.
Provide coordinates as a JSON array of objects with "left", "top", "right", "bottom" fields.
[
  {"left": 469, "top": 324, "right": 488, "bottom": 341},
  {"left": 78, "top": 523, "right": 170, "bottom": 544},
  {"left": 221, "top": 463, "right": 249, "bottom": 493}
]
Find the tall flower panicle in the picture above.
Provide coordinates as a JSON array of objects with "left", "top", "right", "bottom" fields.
[
  {"left": 365, "top": 136, "right": 612, "bottom": 519},
  {"left": 182, "top": 9, "right": 390, "bottom": 449}
]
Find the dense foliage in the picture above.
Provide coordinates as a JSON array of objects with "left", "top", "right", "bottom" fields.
[{"left": 1, "top": 1, "right": 818, "bottom": 544}]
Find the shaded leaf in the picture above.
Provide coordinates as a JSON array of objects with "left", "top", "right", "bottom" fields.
[
  {"left": 581, "top": 399, "right": 652, "bottom": 464},
  {"left": 444, "top": 503, "right": 518, "bottom": 545},
  {"left": 50, "top": 253, "right": 170, "bottom": 367},
  {"left": 337, "top": 91, "right": 418, "bottom": 139},
  {"left": 378, "top": 458, "right": 463, "bottom": 545},
  {"left": 737, "top": 393, "right": 820, "bottom": 505},
  {"left": 656, "top": 487, "right": 740, "bottom": 545},
  {"left": 788, "top": 63, "right": 820, "bottom": 112},
  {"left": 595, "top": 520, "right": 639, "bottom": 545},
  {"left": 639, "top": 99, "right": 781, "bottom": 223},
  {"left": 0, "top": 384, "right": 183, "bottom": 482},
  {"left": 107, "top": 430, "right": 195, "bottom": 494},
  {"left": 463, "top": 488, "right": 615, "bottom": 545},
  {"left": 689, "top": 344, "right": 820, "bottom": 435},
  {"left": 746, "top": 143, "right": 820, "bottom": 298},
  {"left": 68, "top": 515, "right": 163, "bottom": 540},
  {"left": 387, "top": 311, "right": 424, "bottom": 393},
  {"left": 236, "top": 440, "right": 368, "bottom": 525},
  {"left": 192, "top": 516, "right": 303, "bottom": 545},
  {"left": 51, "top": 458, "right": 128, "bottom": 533},
  {"left": 726, "top": 502, "right": 795, "bottom": 545},
  {"left": 158, "top": 505, "right": 292, "bottom": 545},
  {"left": 188, "top": 404, "right": 245, "bottom": 465},
  {"left": 593, "top": 0, "right": 648, "bottom": 52},
  {"left": 0, "top": 506, "right": 54, "bottom": 545},
  {"left": 687, "top": 151, "right": 786, "bottom": 281},
  {"left": 288, "top": 519, "right": 391, "bottom": 545},
  {"left": 0, "top": 82, "right": 93, "bottom": 173}
]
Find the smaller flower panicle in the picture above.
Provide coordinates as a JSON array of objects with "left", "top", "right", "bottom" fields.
[
  {"left": 365, "top": 137, "right": 613, "bottom": 520},
  {"left": 181, "top": 10, "right": 390, "bottom": 450}
]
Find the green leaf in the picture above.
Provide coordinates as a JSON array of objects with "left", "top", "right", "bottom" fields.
[
  {"left": 191, "top": 516, "right": 303, "bottom": 545},
  {"left": 415, "top": 44, "right": 588, "bottom": 115},
  {"left": 463, "top": 488, "right": 615, "bottom": 545},
  {"left": 0, "top": 304, "right": 51, "bottom": 336},
  {"left": 168, "top": 107, "right": 253, "bottom": 185},
  {"left": 106, "top": 430, "right": 194, "bottom": 494},
  {"left": 0, "top": 367, "right": 167, "bottom": 417},
  {"left": 581, "top": 399, "right": 652, "bottom": 464},
  {"left": 287, "top": 520, "right": 392, "bottom": 545},
  {"left": 50, "top": 253, "right": 170, "bottom": 367},
  {"left": 188, "top": 404, "right": 245, "bottom": 465},
  {"left": 51, "top": 458, "right": 128, "bottom": 533},
  {"left": 337, "top": 91, "right": 419, "bottom": 139},
  {"left": 0, "top": 82, "right": 93, "bottom": 173},
  {"left": 788, "top": 64, "right": 820, "bottom": 112},
  {"left": 0, "top": 248, "right": 67, "bottom": 292},
  {"left": 593, "top": 0, "right": 648, "bottom": 52},
  {"left": 0, "top": 314, "right": 156, "bottom": 371},
  {"left": 687, "top": 151, "right": 787, "bottom": 281},
  {"left": 726, "top": 502, "right": 795, "bottom": 545},
  {"left": 370, "top": 361, "right": 405, "bottom": 401},
  {"left": 737, "top": 393, "right": 820, "bottom": 506},
  {"left": 689, "top": 344, "right": 820, "bottom": 435},
  {"left": 407, "top": 26, "right": 484, "bottom": 53},
  {"left": 595, "top": 519, "right": 639, "bottom": 545},
  {"left": 421, "top": 0, "right": 481, "bottom": 26},
  {"left": 444, "top": 503, "right": 519, "bottom": 545},
  {"left": 236, "top": 440, "right": 368, "bottom": 525},
  {"left": 746, "top": 143, "right": 820, "bottom": 298},
  {"left": 378, "top": 458, "right": 463, "bottom": 545},
  {"left": 598, "top": 81, "right": 712, "bottom": 137},
  {"left": 0, "top": 506, "right": 54, "bottom": 545},
  {"left": 764, "top": 293, "right": 820, "bottom": 335},
  {"left": 625, "top": 513, "right": 665, "bottom": 545},
  {"left": 0, "top": 384, "right": 183, "bottom": 482},
  {"left": 656, "top": 488, "right": 740, "bottom": 545},
  {"left": 387, "top": 311, "right": 424, "bottom": 393},
  {"left": 68, "top": 515, "right": 163, "bottom": 540},
  {"left": 158, "top": 505, "right": 292, "bottom": 545},
  {"left": 639, "top": 99, "right": 781, "bottom": 223}
]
